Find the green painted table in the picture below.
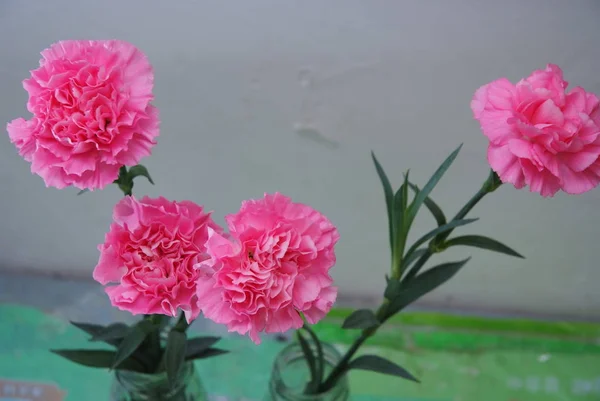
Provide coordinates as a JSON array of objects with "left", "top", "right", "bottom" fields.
[{"left": 1, "top": 274, "right": 599, "bottom": 400}]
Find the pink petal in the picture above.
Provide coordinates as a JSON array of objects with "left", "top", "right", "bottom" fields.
[
  {"left": 105, "top": 286, "right": 149, "bottom": 315},
  {"left": 531, "top": 99, "right": 564, "bottom": 126},
  {"left": 265, "top": 308, "right": 303, "bottom": 334},
  {"left": 561, "top": 149, "right": 600, "bottom": 172},
  {"left": 30, "top": 147, "right": 61, "bottom": 175},
  {"left": 183, "top": 304, "right": 200, "bottom": 324},
  {"left": 38, "top": 166, "right": 70, "bottom": 189},
  {"left": 589, "top": 160, "right": 600, "bottom": 176},
  {"left": 7, "top": 118, "right": 38, "bottom": 161},
  {"left": 564, "top": 88, "right": 587, "bottom": 120},
  {"left": 196, "top": 277, "right": 234, "bottom": 325},
  {"left": 248, "top": 327, "right": 262, "bottom": 345},
  {"left": 303, "top": 287, "right": 337, "bottom": 324},
  {"left": 485, "top": 79, "right": 517, "bottom": 110},
  {"left": 487, "top": 144, "right": 525, "bottom": 188},
  {"left": 205, "top": 228, "right": 238, "bottom": 260},
  {"left": 559, "top": 163, "right": 600, "bottom": 195},
  {"left": 72, "top": 164, "right": 120, "bottom": 191},
  {"left": 478, "top": 110, "right": 518, "bottom": 144},
  {"left": 160, "top": 299, "right": 178, "bottom": 317},
  {"left": 93, "top": 243, "right": 126, "bottom": 284},
  {"left": 471, "top": 78, "right": 515, "bottom": 119},
  {"left": 470, "top": 84, "right": 489, "bottom": 119},
  {"left": 61, "top": 153, "right": 98, "bottom": 176},
  {"left": 113, "top": 196, "right": 143, "bottom": 231},
  {"left": 533, "top": 145, "right": 560, "bottom": 177},
  {"left": 115, "top": 108, "right": 159, "bottom": 165},
  {"left": 292, "top": 274, "right": 323, "bottom": 308},
  {"left": 507, "top": 139, "right": 532, "bottom": 159},
  {"left": 521, "top": 159, "right": 561, "bottom": 197}
]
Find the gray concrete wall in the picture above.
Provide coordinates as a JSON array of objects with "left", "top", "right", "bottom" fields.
[{"left": 1, "top": 0, "right": 599, "bottom": 319}]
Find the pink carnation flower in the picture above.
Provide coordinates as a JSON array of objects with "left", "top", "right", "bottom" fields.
[
  {"left": 196, "top": 193, "right": 339, "bottom": 344},
  {"left": 471, "top": 64, "right": 600, "bottom": 197},
  {"left": 93, "top": 196, "right": 221, "bottom": 322},
  {"left": 7, "top": 40, "right": 159, "bottom": 190}
]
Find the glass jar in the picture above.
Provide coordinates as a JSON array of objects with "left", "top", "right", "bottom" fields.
[
  {"left": 267, "top": 342, "right": 350, "bottom": 401},
  {"left": 110, "top": 362, "right": 207, "bottom": 401}
]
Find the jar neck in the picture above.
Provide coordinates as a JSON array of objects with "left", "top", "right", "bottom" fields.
[
  {"left": 269, "top": 342, "right": 349, "bottom": 401},
  {"left": 115, "top": 362, "right": 194, "bottom": 400}
]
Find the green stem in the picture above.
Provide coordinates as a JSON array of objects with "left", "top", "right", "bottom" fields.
[
  {"left": 319, "top": 330, "right": 372, "bottom": 393},
  {"left": 155, "top": 314, "right": 186, "bottom": 374},
  {"left": 302, "top": 325, "right": 324, "bottom": 394},
  {"left": 320, "top": 170, "right": 502, "bottom": 392},
  {"left": 143, "top": 315, "right": 162, "bottom": 372},
  {"left": 453, "top": 169, "right": 501, "bottom": 222},
  {"left": 297, "top": 330, "right": 319, "bottom": 393},
  {"left": 391, "top": 238, "right": 405, "bottom": 280}
]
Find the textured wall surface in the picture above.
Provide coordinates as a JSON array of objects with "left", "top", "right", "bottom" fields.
[{"left": 1, "top": 0, "right": 599, "bottom": 319}]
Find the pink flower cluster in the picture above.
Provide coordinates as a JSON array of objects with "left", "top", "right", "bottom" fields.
[
  {"left": 472, "top": 64, "right": 600, "bottom": 197},
  {"left": 7, "top": 40, "right": 159, "bottom": 190},
  {"left": 93, "top": 196, "right": 221, "bottom": 322},
  {"left": 6, "top": 40, "right": 340, "bottom": 342},
  {"left": 196, "top": 193, "right": 340, "bottom": 344},
  {"left": 94, "top": 193, "right": 339, "bottom": 341}
]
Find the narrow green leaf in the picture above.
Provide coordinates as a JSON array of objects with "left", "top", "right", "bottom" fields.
[
  {"left": 77, "top": 189, "right": 90, "bottom": 196},
  {"left": 392, "top": 181, "right": 407, "bottom": 268},
  {"left": 401, "top": 171, "right": 409, "bottom": 212},
  {"left": 112, "top": 319, "right": 156, "bottom": 369},
  {"left": 296, "top": 330, "right": 318, "bottom": 391},
  {"left": 393, "top": 185, "right": 406, "bottom": 231},
  {"left": 404, "top": 218, "right": 478, "bottom": 261},
  {"left": 70, "top": 321, "right": 125, "bottom": 347},
  {"left": 70, "top": 321, "right": 105, "bottom": 337},
  {"left": 173, "top": 313, "right": 190, "bottom": 332},
  {"left": 403, "top": 248, "right": 428, "bottom": 270},
  {"left": 91, "top": 323, "right": 129, "bottom": 343},
  {"left": 389, "top": 258, "right": 471, "bottom": 316},
  {"left": 408, "top": 145, "right": 462, "bottom": 224},
  {"left": 165, "top": 331, "right": 187, "bottom": 385},
  {"left": 347, "top": 355, "right": 419, "bottom": 383},
  {"left": 185, "top": 348, "right": 229, "bottom": 361},
  {"left": 371, "top": 152, "right": 395, "bottom": 253},
  {"left": 185, "top": 337, "right": 220, "bottom": 359},
  {"left": 407, "top": 182, "right": 446, "bottom": 227},
  {"left": 51, "top": 349, "right": 145, "bottom": 372},
  {"left": 445, "top": 235, "right": 524, "bottom": 258},
  {"left": 342, "top": 309, "right": 379, "bottom": 330},
  {"left": 128, "top": 164, "right": 154, "bottom": 185},
  {"left": 402, "top": 251, "right": 432, "bottom": 283}
]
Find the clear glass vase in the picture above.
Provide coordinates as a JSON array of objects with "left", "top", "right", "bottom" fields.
[
  {"left": 110, "top": 362, "right": 208, "bottom": 401},
  {"left": 267, "top": 342, "right": 350, "bottom": 401}
]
